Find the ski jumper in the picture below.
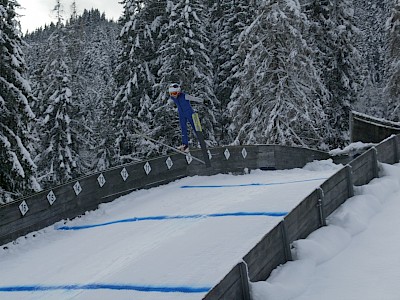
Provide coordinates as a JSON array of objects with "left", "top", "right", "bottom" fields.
[{"left": 170, "top": 92, "right": 197, "bottom": 146}]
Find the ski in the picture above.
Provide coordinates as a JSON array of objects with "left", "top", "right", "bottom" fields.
[
  {"left": 134, "top": 129, "right": 206, "bottom": 165},
  {"left": 192, "top": 113, "right": 211, "bottom": 167}
]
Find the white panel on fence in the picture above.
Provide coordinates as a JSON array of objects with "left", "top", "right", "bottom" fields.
[
  {"left": 97, "top": 174, "right": 106, "bottom": 188},
  {"left": 166, "top": 157, "right": 173, "bottom": 170},
  {"left": 242, "top": 148, "right": 248, "bottom": 159},
  {"left": 120, "top": 168, "right": 129, "bottom": 182},
  {"left": 144, "top": 162, "right": 152, "bottom": 175},
  {"left": 186, "top": 154, "right": 193, "bottom": 164},
  {"left": 47, "top": 190, "right": 56, "bottom": 205},
  {"left": 19, "top": 201, "right": 29, "bottom": 216},
  {"left": 224, "top": 148, "right": 231, "bottom": 160},
  {"left": 73, "top": 182, "right": 82, "bottom": 196}
]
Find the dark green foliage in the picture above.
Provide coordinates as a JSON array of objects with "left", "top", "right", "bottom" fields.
[
  {"left": 0, "top": 0, "right": 39, "bottom": 202},
  {"left": 210, "top": 0, "right": 257, "bottom": 144},
  {"left": 26, "top": 7, "right": 121, "bottom": 178},
  {"left": 384, "top": 0, "right": 400, "bottom": 121}
]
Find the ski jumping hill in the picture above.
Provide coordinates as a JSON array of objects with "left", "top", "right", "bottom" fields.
[{"left": 0, "top": 111, "right": 399, "bottom": 300}]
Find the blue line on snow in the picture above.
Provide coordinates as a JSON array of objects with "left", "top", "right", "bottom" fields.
[
  {"left": 0, "top": 283, "right": 211, "bottom": 293},
  {"left": 56, "top": 211, "right": 287, "bottom": 231},
  {"left": 180, "top": 177, "right": 328, "bottom": 189}
]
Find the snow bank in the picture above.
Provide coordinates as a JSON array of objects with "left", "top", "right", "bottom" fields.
[
  {"left": 354, "top": 165, "right": 400, "bottom": 202},
  {"left": 251, "top": 163, "right": 400, "bottom": 300},
  {"left": 302, "top": 158, "right": 342, "bottom": 171},
  {"left": 291, "top": 226, "right": 351, "bottom": 264},
  {"left": 328, "top": 141, "right": 375, "bottom": 156},
  {"left": 251, "top": 260, "right": 315, "bottom": 300},
  {"left": 327, "top": 195, "right": 382, "bottom": 236}
]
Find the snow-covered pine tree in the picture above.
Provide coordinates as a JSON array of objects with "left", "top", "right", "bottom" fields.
[
  {"left": 353, "top": 0, "right": 391, "bottom": 117},
  {"left": 209, "top": 0, "right": 257, "bottom": 144},
  {"left": 384, "top": 0, "right": 400, "bottom": 121},
  {"left": 78, "top": 9, "right": 120, "bottom": 171},
  {"left": 229, "top": 0, "right": 329, "bottom": 149},
  {"left": 155, "top": 0, "right": 217, "bottom": 148},
  {"left": 323, "top": 0, "right": 362, "bottom": 147},
  {"left": 0, "top": 0, "right": 40, "bottom": 203},
  {"left": 304, "top": 0, "right": 338, "bottom": 147},
  {"left": 113, "top": 0, "right": 164, "bottom": 163},
  {"left": 35, "top": 0, "right": 83, "bottom": 187},
  {"left": 65, "top": 2, "right": 94, "bottom": 171},
  {"left": 24, "top": 24, "right": 57, "bottom": 117},
  {"left": 25, "top": 7, "right": 121, "bottom": 172}
]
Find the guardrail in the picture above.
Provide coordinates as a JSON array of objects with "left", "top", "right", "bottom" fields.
[
  {"left": 0, "top": 145, "right": 329, "bottom": 246},
  {"left": 202, "top": 134, "right": 400, "bottom": 299}
]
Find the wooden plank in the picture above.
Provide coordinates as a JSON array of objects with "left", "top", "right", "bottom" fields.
[
  {"left": 0, "top": 201, "right": 80, "bottom": 243},
  {"left": 284, "top": 190, "right": 321, "bottom": 243},
  {"left": 352, "top": 166, "right": 375, "bottom": 187},
  {"left": 318, "top": 167, "right": 352, "bottom": 217},
  {"left": 243, "top": 223, "right": 287, "bottom": 282},
  {"left": 96, "top": 155, "right": 190, "bottom": 205},
  {"left": 0, "top": 201, "right": 26, "bottom": 227},
  {"left": 274, "top": 146, "right": 330, "bottom": 170},
  {"left": 256, "top": 145, "right": 276, "bottom": 170},
  {"left": 375, "top": 138, "right": 396, "bottom": 164},
  {"left": 320, "top": 167, "right": 348, "bottom": 194},
  {"left": 348, "top": 149, "right": 374, "bottom": 171},
  {"left": 207, "top": 146, "right": 263, "bottom": 175},
  {"left": 323, "top": 184, "right": 350, "bottom": 217},
  {"left": 10, "top": 181, "right": 77, "bottom": 220},
  {"left": 224, "top": 146, "right": 261, "bottom": 171},
  {"left": 349, "top": 149, "right": 377, "bottom": 186},
  {"left": 0, "top": 182, "right": 78, "bottom": 228},
  {"left": 352, "top": 115, "right": 400, "bottom": 143},
  {"left": 202, "top": 263, "right": 244, "bottom": 300},
  {"left": 395, "top": 135, "right": 400, "bottom": 162}
]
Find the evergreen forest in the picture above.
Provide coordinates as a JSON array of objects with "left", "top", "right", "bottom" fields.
[{"left": 1, "top": 0, "right": 399, "bottom": 203}]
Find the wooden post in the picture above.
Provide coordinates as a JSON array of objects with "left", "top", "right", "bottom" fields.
[
  {"left": 394, "top": 135, "right": 399, "bottom": 163},
  {"left": 349, "top": 110, "right": 354, "bottom": 143},
  {"left": 345, "top": 165, "right": 355, "bottom": 198},
  {"left": 372, "top": 148, "right": 379, "bottom": 179},
  {"left": 280, "top": 220, "right": 292, "bottom": 261},
  {"left": 317, "top": 188, "right": 326, "bottom": 227},
  {"left": 239, "top": 262, "right": 251, "bottom": 300}
]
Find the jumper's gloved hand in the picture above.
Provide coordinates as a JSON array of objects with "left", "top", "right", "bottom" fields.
[{"left": 167, "top": 99, "right": 174, "bottom": 106}]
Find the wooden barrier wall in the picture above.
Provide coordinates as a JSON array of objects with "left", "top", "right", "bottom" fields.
[
  {"left": 351, "top": 111, "right": 400, "bottom": 143},
  {"left": 203, "top": 134, "right": 400, "bottom": 300},
  {"left": 0, "top": 145, "right": 329, "bottom": 246}
]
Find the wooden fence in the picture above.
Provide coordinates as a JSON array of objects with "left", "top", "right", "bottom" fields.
[{"left": 203, "top": 134, "right": 400, "bottom": 300}]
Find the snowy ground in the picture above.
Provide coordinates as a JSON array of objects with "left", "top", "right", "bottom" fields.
[{"left": 1, "top": 160, "right": 399, "bottom": 300}]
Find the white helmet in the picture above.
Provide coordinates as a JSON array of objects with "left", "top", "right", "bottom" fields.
[{"left": 168, "top": 83, "right": 181, "bottom": 95}]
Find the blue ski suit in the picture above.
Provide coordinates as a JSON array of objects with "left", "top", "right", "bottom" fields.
[{"left": 170, "top": 92, "right": 197, "bottom": 146}]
